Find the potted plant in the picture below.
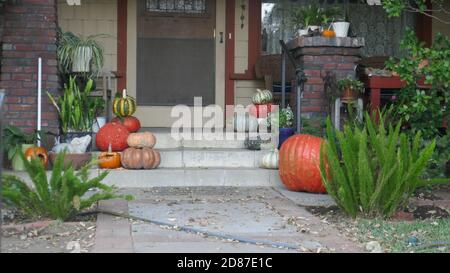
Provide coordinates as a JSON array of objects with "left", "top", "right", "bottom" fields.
[
  {"left": 338, "top": 77, "right": 365, "bottom": 102},
  {"left": 3, "top": 125, "right": 42, "bottom": 171},
  {"left": 291, "top": 4, "right": 340, "bottom": 36},
  {"left": 267, "top": 106, "right": 295, "bottom": 149},
  {"left": 57, "top": 30, "right": 105, "bottom": 79},
  {"left": 47, "top": 76, "right": 104, "bottom": 150}
]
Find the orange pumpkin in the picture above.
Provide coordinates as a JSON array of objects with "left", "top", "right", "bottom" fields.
[
  {"left": 121, "top": 147, "right": 160, "bottom": 170},
  {"left": 322, "top": 30, "right": 336, "bottom": 38},
  {"left": 24, "top": 146, "right": 49, "bottom": 168},
  {"left": 279, "top": 134, "right": 326, "bottom": 193},
  {"left": 127, "top": 132, "right": 156, "bottom": 148},
  {"left": 98, "top": 152, "right": 121, "bottom": 169}
]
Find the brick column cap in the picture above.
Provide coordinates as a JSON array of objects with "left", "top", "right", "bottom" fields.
[{"left": 287, "top": 37, "right": 365, "bottom": 49}]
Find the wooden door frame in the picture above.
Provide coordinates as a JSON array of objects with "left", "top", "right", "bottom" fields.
[{"left": 118, "top": 0, "right": 240, "bottom": 105}]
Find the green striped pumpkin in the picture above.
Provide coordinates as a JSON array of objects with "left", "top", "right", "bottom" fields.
[{"left": 113, "top": 89, "right": 136, "bottom": 118}]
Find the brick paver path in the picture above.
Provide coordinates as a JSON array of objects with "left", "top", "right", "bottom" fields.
[{"left": 93, "top": 187, "right": 362, "bottom": 253}]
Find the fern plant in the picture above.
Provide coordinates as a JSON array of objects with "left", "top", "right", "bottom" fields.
[
  {"left": 320, "top": 112, "right": 436, "bottom": 218},
  {"left": 1, "top": 152, "right": 131, "bottom": 221}
]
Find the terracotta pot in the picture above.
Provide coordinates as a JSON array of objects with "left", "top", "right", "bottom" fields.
[
  {"left": 49, "top": 152, "right": 92, "bottom": 170},
  {"left": 341, "top": 87, "right": 358, "bottom": 102}
]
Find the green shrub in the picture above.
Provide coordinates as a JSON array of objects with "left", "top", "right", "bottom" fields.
[
  {"left": 320, "top": 113, "right": 436, "bottom": 218},
  {"left": 1, "top": 152, "right": 131, "bottom": 221}
]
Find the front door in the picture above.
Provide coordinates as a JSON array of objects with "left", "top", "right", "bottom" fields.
[{"left": 136, "top": 0, "right": 216, "bottom": 127}]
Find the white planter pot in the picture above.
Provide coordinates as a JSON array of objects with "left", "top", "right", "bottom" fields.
[
  {"left": 332, "top": 22, "right": 350, "bottom": 37},
  {"left": 72, "top": 46, "right": 93, "bottom": 73},
  {"left": 308, "top": 25, "right": 321, "bottom": 32},
  {"left": 297, "top": 29, "right": 309, "bottom": 37},
  {"left": 92, "top": 117, "right": 107, "bottom": 133}
]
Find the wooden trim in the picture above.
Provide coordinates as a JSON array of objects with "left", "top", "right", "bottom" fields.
[
  {"left": 225, "top": 0, "right": 262, "bottom": 105},
  {"left": 416, "top": 1, "right": 433, "bottom": 47},
  {"left": 225, "top": 0, "right": 235, "bottom": 106},
  {"left": 117, "top": 0, "right": 128, "bottom": 93}
]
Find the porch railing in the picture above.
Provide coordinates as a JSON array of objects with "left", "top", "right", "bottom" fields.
[{"left": 279, "top": 40, "right": 307, "bottom": 133}]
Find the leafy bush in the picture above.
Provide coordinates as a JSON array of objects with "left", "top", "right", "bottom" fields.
[
  {"left": 1, "top": 152, "right": 131, "bottom": 221},
  {"left": 386, "top": 30, "right": 450, "bottom": 177},
  {"left": 320, "top": 113, "right": 436, "bottom": 218}
]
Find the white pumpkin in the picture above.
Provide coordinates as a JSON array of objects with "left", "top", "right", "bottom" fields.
[
  {"left": 252, "top": 89, "right": 273, "bottom": 105},
  {"left": 260, "top": 149, "right": 279, "bottom": 169},
  {"left": 234, "top": 112, "right": 258, "bottom": 133}
]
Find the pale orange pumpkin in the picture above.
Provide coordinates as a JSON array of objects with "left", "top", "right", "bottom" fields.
[
  {"left": 121, "top": 147, "right": 160, "bottom": 169},
  {"left": 127, "top": 132, "right": 156, "bottom": 148}
]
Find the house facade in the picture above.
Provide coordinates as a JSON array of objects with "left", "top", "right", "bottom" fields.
[{"left": 0, "top": 0, "right": 448, "bottom": 133}]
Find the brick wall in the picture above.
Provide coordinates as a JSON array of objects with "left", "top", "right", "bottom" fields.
[
  {"left": 287, "top": 37, "right": 365, "bottom": 123},
  {"left": 0, "top": 0, "right": 59, "bottom": 134}
]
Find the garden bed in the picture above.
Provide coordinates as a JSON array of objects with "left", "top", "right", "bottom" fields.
[{"left": 1, "top": 209, "right": 96, "bottom": 253}]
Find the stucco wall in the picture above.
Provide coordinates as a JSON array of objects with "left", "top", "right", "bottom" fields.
[
  {"left": 57, "top": 0, "right": 118, "bottom": 72},
  {"left": 432, "top": 1, "right": 450, "bottom": 40}
]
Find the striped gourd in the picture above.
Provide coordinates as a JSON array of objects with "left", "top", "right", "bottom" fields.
[
  {"left": 252, "top": 89, "right": 273, "bottom": 105},
  {"left": 113, "top": 89, "right": 136, "bottom": 118}
]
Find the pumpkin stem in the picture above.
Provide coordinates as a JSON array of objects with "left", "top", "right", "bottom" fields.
[
  {"left": 108, "top": 143, "right": 112, "bottom": 153},
  {"left": 122, "top": 89, "right": 127, "bottom": 99}
]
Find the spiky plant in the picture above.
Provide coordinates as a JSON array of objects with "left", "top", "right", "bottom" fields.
[
  {"left": 1, "top": 152, "right": 131, "bottom": 221},
  {"left": 320, "top": 112, "right": 436, "bottom": 218},
  {"left": 57, "top": 30, "right": 106, "bottom": 79}
]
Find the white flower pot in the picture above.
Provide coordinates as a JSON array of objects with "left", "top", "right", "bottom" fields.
[
  {"left": 308, "top": 25, "right": 321, "bottom": 32},
  {"left": 332, "top": 22, "right": 350, "bottom": 37},
  {"left": 92, "top": 117, "right": 106, "bottom": 133},
  {"left": 72, "top": 46, "right": 93, "bottom": 73},
  {"left": 297, "top": 29, "right": 309, "bottom": 37}
]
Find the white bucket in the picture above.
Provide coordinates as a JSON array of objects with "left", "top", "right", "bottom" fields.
[
  {"left": 92, "top": 116, "right": 107, "bottom": 133},
  {"left": 332, "top": 22, "right": 350, "bottom": 37},
  {"left": 297, "top": 29, "right": 308, "bottom": 37}
]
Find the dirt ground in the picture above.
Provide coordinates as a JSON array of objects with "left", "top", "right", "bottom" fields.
[{"left": 1, "top": 211, "right": 96, "bottom": 253}]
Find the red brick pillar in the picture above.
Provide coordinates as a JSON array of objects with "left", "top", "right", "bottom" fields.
[
  {"left": 0, "top": 0, "right": 59, "bottom": 134},
  {"left": 287, "top": 37, "right": 365, "bottom": 124}
]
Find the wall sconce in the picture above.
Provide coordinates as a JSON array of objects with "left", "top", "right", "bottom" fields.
[{"left": 240, "top": 0, "right": 246, "bottom": 29}]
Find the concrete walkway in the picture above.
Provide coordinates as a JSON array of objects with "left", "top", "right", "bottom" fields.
[{"left": 93, "top": 187, "right": 362, "bottom": 253}]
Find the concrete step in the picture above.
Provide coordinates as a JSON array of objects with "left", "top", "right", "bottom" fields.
[
  {"left": 101, "top": 168, "right": 282, "bottom": 188},
  {"left": 93, "top": 148, "right": 272, "bottom": 168},
  {"left": 6, "top": 168, "right": 282, "bottom": 188}
]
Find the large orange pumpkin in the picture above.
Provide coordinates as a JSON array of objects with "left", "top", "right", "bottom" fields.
[
  {"left": 95, "top": 122, "right": 130, "bottom": 152},
  {"left": 111, "top": 116, "right": 141, "bottom": 133},
  {"left": 24, "top": 146, "right": 49, "bottom": 168},
  {"left": 279, "top": 134, "right": 326, "bottom": 193}
]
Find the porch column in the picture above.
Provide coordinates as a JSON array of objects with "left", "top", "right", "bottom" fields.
[
  {"left": 0, "top": 0, "right": 59, "bottom": 134},
  {"left": 287, "top": 37, "right": 365, "bottom": 126}
]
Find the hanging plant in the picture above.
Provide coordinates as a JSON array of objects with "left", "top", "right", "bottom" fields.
[{"left": 57, "top": 30, "right": 106, "bottom": 79}]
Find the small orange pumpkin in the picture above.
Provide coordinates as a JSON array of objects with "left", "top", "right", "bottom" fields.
[
  {"left": 322, "top": 30, "right": 336, "bottom": 38},
  {"left": 98, "top": 144, "right": 121, "bottom": 169},
  {"left": 24, "top": 146, "right": 49, "bottom": 168}
]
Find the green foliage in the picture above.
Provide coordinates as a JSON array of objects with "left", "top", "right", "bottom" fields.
[
  {"left": 2, "top": 125, "right": 42, "bottom": 161},
  {"left": 382, "top": 0, "right": 447, "bottom": 22},
  {"left": 266, "top": 106, "right": 295, "bottom": 129},
  {"left": 337, "top": 77, "right": 365, "bottom": 95},
  {"left": 320, "top": 113, "right": 436, "bottom": 218},
  {"left": 290, "top": 3, "right": 341, "bottom": 29},
  {"left": 1, "top": 152, "right": 132, "bottom": 221},
  {"left": 57, "top": 30, "right": 106, "bottom": 79},
  {"left": 47, "top": 76, "right": 104, "bottom": 134},
  {"left": 386, "top": 30, "right": 450, "bottom": 177}
]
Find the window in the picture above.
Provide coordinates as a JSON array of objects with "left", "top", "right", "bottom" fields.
[{"left": 146, "top": 0, "right": 207, "bottom": 14}]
